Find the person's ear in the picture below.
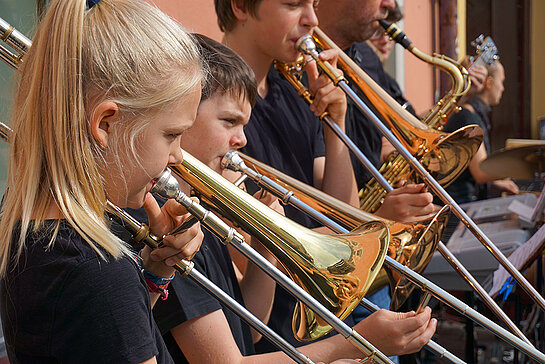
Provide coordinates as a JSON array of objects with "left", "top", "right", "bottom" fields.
[
  {"left": 484, "top": 76, "right": 494, "bottom": 91},
  {"left": 90, "top": 101, "right": 119, "bottom": 148},
  {"left": 231, "top": 0, "right": 250, "bottom": 22}
]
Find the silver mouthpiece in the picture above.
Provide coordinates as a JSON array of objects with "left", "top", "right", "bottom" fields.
[
  {"left": 295, "top": 35, "right": 319, "bottom": 58},
  {"left": 150, "top": 169, "right": 181, "bottom": 200},
  {"left": 221, "top": 150, "right": 247, "bottom": 172}
]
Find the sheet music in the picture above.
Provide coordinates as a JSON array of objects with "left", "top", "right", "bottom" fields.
[
  {"left": 508, "top": 199, "right": 535, "bottom": 221},
  {"left": 489, "top": 224, "right": 545, "bottom": 297},
  {"left": 531, "top": 183, "right": 545, "bottom": 222}
]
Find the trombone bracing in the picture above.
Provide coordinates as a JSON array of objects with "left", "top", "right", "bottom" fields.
[
  {"left": 296, "top": 31, "right": 545, "bottom": 329},
  {"left": 0, "top": 18, "right": 30, "bottom": 69},
  {"left": 219, "top": 150, "right": 544, "bottom": 362},
  {"left": 228, "top": 150, "right": 531, "bottom": 346}
]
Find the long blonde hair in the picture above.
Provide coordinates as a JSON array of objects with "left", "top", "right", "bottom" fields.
[{"left": 0, "top": 0, "right": 204, "bottom": 276}]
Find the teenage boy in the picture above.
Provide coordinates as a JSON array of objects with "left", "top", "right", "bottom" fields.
[
  {"left": 152, "top": 34, "right": 436, "bottom": 363},
  {"left": 214, "top": 0, "right": 436, "bottom": 357}
]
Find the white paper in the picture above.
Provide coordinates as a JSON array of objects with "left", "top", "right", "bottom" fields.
[
  {"left": 508, "top": 199, "right": 535, "bottom": 221},
  {"left": 489, "top": 224, "right": 545, "bottom": 297}
]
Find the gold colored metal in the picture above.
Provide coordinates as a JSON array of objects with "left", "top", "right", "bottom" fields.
[
  {"left": 0, "top": 18, "right": 31, "bottom": 69},
  {"left": 236, "top": 152, "right": 449, "bottom": 310},
  {"left": 380, "top": 22, "right": 471, "bottom": 130},
  {"left": 172, "top": 151, "right": 390, "bottom": 341},
  {"left": 309, "top": 28, "right": 483, "bottom": 214}
]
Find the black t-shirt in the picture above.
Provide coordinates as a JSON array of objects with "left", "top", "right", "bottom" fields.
[
  {"left": 344, "top": 42, "right": 416, "bottom": 189},
  {"left": 444, "top": 101, "right": 489, "bottom": 204},
  {"left": 153, "top": 231, "right": 255, "bottom": 363},
  {"left": 241, "top": 67, "right": 326, "bottom": 229},
  {"left": 243, "top": 67, "right": 355, "bottom": 353},
  {"left": 0, "top": 220, "right": 172, "bottom": 364}
]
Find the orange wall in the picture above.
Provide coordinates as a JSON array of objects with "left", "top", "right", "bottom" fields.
[
  {"left": 149, "top": 0, "right": 222, "bottom": 41},
  {"left": 403, "top": 1, "right": 435, "bottom": 115},
  {"left": 151, "top": 0, "right": 435, "bottom": 115}
]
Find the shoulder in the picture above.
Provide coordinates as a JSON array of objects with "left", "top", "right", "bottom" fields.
[{"left": 445, "top": 105, "right": 481, "bottom": 132}]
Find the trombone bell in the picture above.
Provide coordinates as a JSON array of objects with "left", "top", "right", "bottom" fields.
[{"left": 172, "top": 151, "right": 390, "bottom": 341}]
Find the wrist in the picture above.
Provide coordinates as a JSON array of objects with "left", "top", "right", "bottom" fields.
[{"left": 137, "top": 249, "right": 175, "bottom": 300}]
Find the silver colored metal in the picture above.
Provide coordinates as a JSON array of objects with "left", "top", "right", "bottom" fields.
[
  {"left": 297, "top": 33, "right": 545, "bottom": 338},
  {"left": 104, "top": 201, "right": 313, "bottom": 364},
  {"left": 0, "top": 17, "right": 31, "bottom": 69},
  {"left": 152, "top": 166, "right": 394, "bottom": 363}
]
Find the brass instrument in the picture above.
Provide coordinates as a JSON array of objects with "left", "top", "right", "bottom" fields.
[
  {"left": 307, "top": 28, "right": 483, "bottom": 214},
  {"left": 0, "top": 20, "right": 393, "bottom": 363},
  {"left": 105, "top": 201, "right": 314, "bottom": 364},
  {"left": 175, "top": 150, "right": 544, "bottom": 362},
  {"left": 296, "top": 32, "right": 545, "bottom": 329},
  {"left": 171, "top": 151, "right": 389, "bottom": 342},
  {"left": 224, "top": 151, "right": 449, "bottom": 310},
  {"left": 0, "top": 18, "right": 30, "bottom": 69},
  {"left": 378, "top": 20, "right": 470, "bottom": 129}
]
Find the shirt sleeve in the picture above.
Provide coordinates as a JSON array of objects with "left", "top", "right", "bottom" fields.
[
  {"left": 51, "top": 257, "right": 161, "bottom": 364},
  {"left": 444, "top": 108, "right": 481, "bottom": 133}
]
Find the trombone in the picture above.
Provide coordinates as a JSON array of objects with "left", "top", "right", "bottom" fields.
[
  {"left": 0, "top": 120, "right": 313, "bottom": 364},
  {"left": 227, "top": 150, "right": 530, "bottom": 346},
  {"left": 0, "top": 18, "right": 30, "bottom": 69},
  {"left": 176, "top": 149, "right": 544, "bottom": 362},
  {"left": 298, "top": 30, "right": 545, "bottom": 318},
  {"left": 274, "top": 37, "right": 528, "bottom": 341}
]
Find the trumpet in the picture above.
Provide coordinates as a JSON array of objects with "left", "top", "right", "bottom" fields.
[{"left": 296, "top": 32, "right": 545, "bottom": 325}]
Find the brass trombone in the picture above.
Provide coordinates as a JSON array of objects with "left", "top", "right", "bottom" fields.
[
  {"left": 0, "top": 119, "right": 314, "bottom": 363},
  {"left": 297, "top": 31, "right": 545, "bottom": 322},
  {"left": 223, "top": 150, "right": 449, "bottom": 311},
  {"left": 0, "top": 18, "right": 30, "bottom": 69},
  {"left": 178, "top": 150, "right": 544, "bottom": 362},
  {"left": 227, "top": 150, "right": 531, "bottom": 345},
  {"left": 0, "top": 20, "right": 394, "bottom": 363}
]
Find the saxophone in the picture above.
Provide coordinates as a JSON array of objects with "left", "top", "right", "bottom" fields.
[{"left": 358, "top": 21, "right": 472, "bottom": 213}]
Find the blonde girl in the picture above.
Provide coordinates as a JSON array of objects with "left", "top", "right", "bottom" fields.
[{"left": 0, "top": 0, "right": 204, "bottom": 362}]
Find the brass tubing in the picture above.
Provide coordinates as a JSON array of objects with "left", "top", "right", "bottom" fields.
[
  {"left": 105, "top": 201, "right": 314, "bottom": 364},
  {"left": 297, "top": 33, "right": 545, "bottom": 339}
]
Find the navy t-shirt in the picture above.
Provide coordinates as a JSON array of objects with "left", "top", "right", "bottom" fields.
[
  {"left": 344, "top": 42, "right": 416, "bottom": 189},
  {"left": 1, "top": 220, "right": 172, "bottom": 364},
  {"left": 241, "top": 67, "right": 326, "bottom": 229},
  {"left": 153, "top": 231, "right": 255, "bottom": 363}
]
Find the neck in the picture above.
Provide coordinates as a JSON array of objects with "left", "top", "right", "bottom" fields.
[
  {"left": 319, "top": 23, "right": 353, "bottom": 50},
  {"left": 476, "top": 94, "right": 491, "bottom": 107},
  {"left": 223, "top": 30, "right": 272, "bottom": 98}
]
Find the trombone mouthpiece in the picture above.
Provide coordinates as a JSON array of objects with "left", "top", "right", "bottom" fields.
[
  {"left": 221, "top": 150, "right": 247, "bottom": 172},
  {"left": 296, "top": 35, "right": 319, "bottom": 58},
  {"left": 150, "top": 169, "right": 180, "bottom": 200}
]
